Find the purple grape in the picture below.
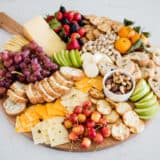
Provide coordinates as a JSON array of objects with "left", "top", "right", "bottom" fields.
[
  {"left": 43, "top": 57, "right": 51, "bottom": 64},
  {"left": 23, "top": 69, "right": 31, "bottom": 77},
  {"left": 0, "top": 80, "right": 6, "bottom": 87},
  {"left": 29, "top": 41, "right": 38, "bottom": 50},
  {"left": 49, "top": 63, "right": 58, "bottom": 70},
  {"left": 29, "top": 74, "right": 38, "bottom": 82},
  {"left": 38, "top": 52, "right": 46, "bottom": 60},
  {"left": 0, "top": 42, "right": 59, "bottom": 93},
  {"left": 14, "top": 54, "right": 22, "bottom": 64},
  {"left": 4, "top": 79, "right": 12, "bottom": 88},
  {"left": 17, "top": 75, "right": 25, "bottom": 82},
  {"left": 30, "top": 54, "right": 37, "bottom": 59},
  {"left": 22, "top": 50, "right": 30, "bottom": 59},
  {"left": 31, "top": 58, "right": 38, "bottom": 64},
  {"left": 5, "top": 72, "right": 12, "bottom": 78},
  {"left": 8, "top": 52, "right": 14, "bottom": 59},
  {"left": 2, "top": 52, "right": 9, "bottom": 61},
  {"left": 8, "top": 66, "right": 16, "bottom": 72},
  {"left": 0, "top": 69, "right": 5, "bottom": 77},
  {"left": 36, "top": 46, "right": 43, "bottom": 53},
  {"left": 0, "top": 53, "right": 3, "bottom": 59},
  {"left": 24, "top": 57, "right": 31, "bottom": 64},
  {"left": 3, "top": 59, "right": 13, "bottom": 67},
  {"left": 33, "top": 71, "right": 42, "bottom": 80},
  {"left": 20, "top": 62, "right": 27, "bottom": 69},
  {"left": 14, "top": 64, "right": 20, "bottom": 70},
  {"left": 41, "top": 70, "right": 50, "bottom": 77},
  {"left": 0, "top": 87, "right": 6, "bottom": 95},
  {"left": 32, "top": 64, "right": 41, "bottom": 72}
]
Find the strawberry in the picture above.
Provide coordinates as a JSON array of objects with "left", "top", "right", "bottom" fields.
[
  {"left": 63, "top": 12, "right": 68, "bottom": 18},
  {"left": 67, "top": 11, "right": 75, "bottom": 22},
  {"left": 45, "top": 15, "right": 54, "bottom": 22},
  {"left": 67, "top": 39, "right": 81, "bottom": 50},
  {"left": 56, "top": 11, "right": 63, "bottom": 21},
  {"left": 73, "top": 13, "right": 82, "bottom": 21},
  {"left": 53, "top": 26, "right": 61, "bottom": 33},
  {"left": 78, "top": 28, "right": 86, "bottom": 37},
  {"left": 64, "top": 11, "right": 74, "bottom": 22},
  {"left": 63, "top": 24, "right": 70, "bottom": 35},
  {"left": 71, "top": 32, "right": 80, "bottom": 40}
]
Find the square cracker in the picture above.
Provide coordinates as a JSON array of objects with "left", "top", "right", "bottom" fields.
[
  {"left": 31, "top": 121, "right": 50, "bottom": 145},
  {"left": 47, "top": 124, "right": 69, "bottom": 147}
]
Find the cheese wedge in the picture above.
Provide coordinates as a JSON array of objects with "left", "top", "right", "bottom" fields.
[{"left": 23, "top": 16, "right": 66, "bottom": 57}]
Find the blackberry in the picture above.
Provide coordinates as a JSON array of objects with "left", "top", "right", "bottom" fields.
[
  {"left": 78, "top": 20, "right": 85, "bottom": 26},
  {"left": 70, "top": 23, "right": 78, "bottom": 33},
  {"left": 62, "top": 34, "right": 69, "bottom": 43},
  {"left": 81, "top": 14, "right": 85, "bottom": 20},
  {"left": 59, "top": 6, "right": 66, "bottom": 13},
  {"left": 61, "top": 18, "right": 69, "bottom": 25},
  {"left": 77, "top": 38, "right": 84, "bottom": 46}
]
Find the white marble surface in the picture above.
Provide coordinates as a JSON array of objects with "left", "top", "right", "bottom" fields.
[{"left": 0, "top": 0, "right": 160, "bottom": 159}]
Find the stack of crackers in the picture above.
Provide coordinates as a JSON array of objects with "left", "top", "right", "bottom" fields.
[{"left": 83, "top": 15, "right": 123, "bottom": 42}]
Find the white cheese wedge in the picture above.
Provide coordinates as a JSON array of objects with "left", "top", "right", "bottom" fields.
[{"left": 23, "top": 16, "right": 66, "bottom": 57}]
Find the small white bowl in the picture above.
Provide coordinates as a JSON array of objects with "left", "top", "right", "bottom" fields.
[{"left": 103, "top": 69, "right": 135, "bottom": 102}]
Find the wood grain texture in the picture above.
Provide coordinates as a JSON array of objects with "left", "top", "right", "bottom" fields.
[
  {"left": 0, "top": 99, "right": 138, "bottom": 152},
  {"left": 0, "top": 12, "right": 25, "bottom": 36}
]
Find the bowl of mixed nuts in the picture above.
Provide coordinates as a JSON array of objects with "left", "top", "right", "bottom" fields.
[{"left": 103, "top": 69, "right": 135, "bottom": 102}]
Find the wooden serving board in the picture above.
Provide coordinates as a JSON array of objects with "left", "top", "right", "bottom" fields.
[
  {"left": 0, "top": 12, "right": 141, "bottom": 152},
  {"left": 0, "top": 99, "right": 137, "bottom": 152},
  {"left": 0, "top": 12, "right": 25, "bottom": 36}
]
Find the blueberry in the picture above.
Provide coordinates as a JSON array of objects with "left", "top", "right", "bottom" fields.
[
  {"left": 59, "top": 6, "right": 66, "bottom": 13},
  {"left": 61, "top": 18, "right": 69, "bottom": 25},
  {"left": 81, "top": 14, "right": 85, "bottom": 20},
  {"left": 70, "top": 23, "right": 78, "bottom": 33},
  {"left": 62, "top": 35, "right": 69, "bottom": 43},
  {"left": 78, "top": 20, "right": 85, "bottom": 26},
  {"left": 77, "top": 38, "right": 84, "bottom": 46}
]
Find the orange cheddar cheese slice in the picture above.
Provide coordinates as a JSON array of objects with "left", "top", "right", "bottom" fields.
[
  {"left": 15, "top": 100, "right": 67, "bottom": 133},
  {"left": 34, "top": 104, "right": 50, "bottom": 120},
  {"left": 75, "top": 76, "right": 103, "bottom": 92},
  {"left": 15, "top": 114, "right": 40, "bottom": 133}
]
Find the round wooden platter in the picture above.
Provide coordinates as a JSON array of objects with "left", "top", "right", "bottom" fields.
[{"left": 0, "top": 99, "right": 138, "bottom": 152}]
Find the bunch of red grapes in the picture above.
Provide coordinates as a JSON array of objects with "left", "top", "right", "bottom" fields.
[
  {"left": 64, "top": 101, "right": 111, "bottom": 149},
  {"left": 0, "top": 42, "right": 58, "bottom": 95}
]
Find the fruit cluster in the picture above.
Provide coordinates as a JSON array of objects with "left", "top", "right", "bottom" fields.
[
  {"left": 52, "top": 50, "right": 82, "bottom": 67},
  {"left": 63, "top": 101, "right": 111, "bottom": 149},
  {"left": 0, "top": 42, "right": 58, "bottom": 96},
  {"left": 130, "top": 79, "right": 159, "bottom": 120},
  {"left": 115, "top": 19, "right": 150, "bottom": 54},
  {"left": 45, "top": 6, "right": 86, "bottom": 50}
]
